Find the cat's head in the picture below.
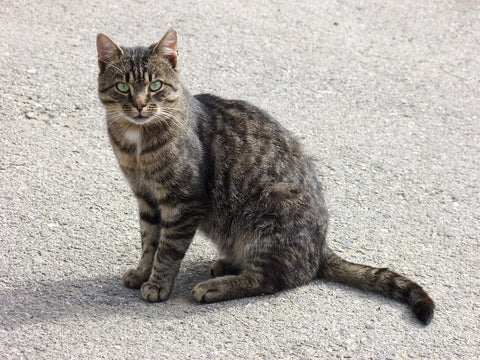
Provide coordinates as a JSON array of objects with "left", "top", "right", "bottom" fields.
[{"left": 96, "top": 29, "right": 183, "bottom": 126}]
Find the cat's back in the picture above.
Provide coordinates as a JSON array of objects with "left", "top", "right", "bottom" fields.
[
  {"left": 194, "top": 93, "right": 301, "bottom": 153},
  {"left": 193, "top": 93, "right": 321, "bottom": 199},
  {"left": 193, "top": 93, "right": 325, "bottom": 242}
]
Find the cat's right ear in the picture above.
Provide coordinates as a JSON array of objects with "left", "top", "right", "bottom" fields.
[
  {"left": 96, "top": 34, "right": 123, "bottom": 70},
  {"left": 152, "top": 28, "right": 178, "bottom": 68}
]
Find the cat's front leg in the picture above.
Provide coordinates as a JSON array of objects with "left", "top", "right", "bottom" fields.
[
  {"left": 123, "top": 197, "right": 160, "bottom": 289},
  {"left": 140, "top": 201, "right": 202, "bottom": 302}
]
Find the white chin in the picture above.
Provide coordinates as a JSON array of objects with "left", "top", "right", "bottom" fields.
[{"left": 127, "top": 115, "right": 152, "bottom": 125}]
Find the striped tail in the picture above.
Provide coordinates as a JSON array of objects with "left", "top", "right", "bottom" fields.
[{"left": 318, "top": 249, "right": 435, "bottom": 325}]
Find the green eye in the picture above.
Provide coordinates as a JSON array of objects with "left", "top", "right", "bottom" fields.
[
  {"left": 116, "top": 82, "right": 130, "bottom": 93},
  {"left": 149, "top": 81, "right": 162, "bottom": 92}
]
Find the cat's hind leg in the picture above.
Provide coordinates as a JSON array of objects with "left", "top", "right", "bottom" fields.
[
  {"left": 193, "top": 236, "right": 318, "bottom": 303},
  {"left": 192, "top": 269, "right": 277, "bottom": 303},
  {"left": 210, "top": 257, "right": 241, "bottom": 277}
]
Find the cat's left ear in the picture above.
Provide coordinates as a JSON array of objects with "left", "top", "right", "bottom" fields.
[
  {"left": 97, "top": 34, "right": 124, "bottom": 69},
  {"left": 152, "top": 28, "right": 178, "bottom": 68}
]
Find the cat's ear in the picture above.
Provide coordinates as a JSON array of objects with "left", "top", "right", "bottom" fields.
[
  {"left": 152, "top": 28, "right": 178, "bottom": 68},
  {"left": 96, "top": 34, "right": 123, "bottom": 69}
]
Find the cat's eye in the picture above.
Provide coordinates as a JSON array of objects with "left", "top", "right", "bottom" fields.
[
  {"left": 149, "top": 81, "right": 162, "bottom": 92},
  {"left": 116, "top": 82, "right": 130, "bottom": 93}
]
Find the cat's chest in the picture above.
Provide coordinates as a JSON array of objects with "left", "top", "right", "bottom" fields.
[
  {"left": 111, "top": 129, "right": 152, "bottom": 178},
  {"left": 111, "top": 128, "right": 149, "bottom": 167},
  {"left": 112, "top": 129, "right": 172, "bottom": 186},
  {"left": 123, "top": 128, "right": 142, "bottom": 156}
]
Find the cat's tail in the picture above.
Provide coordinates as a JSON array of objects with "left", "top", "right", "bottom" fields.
[{"left": 317, "top": 248, "right": 435, "bottom": 325}]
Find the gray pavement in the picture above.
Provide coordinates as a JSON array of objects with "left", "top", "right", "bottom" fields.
[{"left": 1, "top": 0, "right": 479, "bottom": 358}]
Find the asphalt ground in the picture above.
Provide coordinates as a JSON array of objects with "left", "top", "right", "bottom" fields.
[{"left": 1, "top": 1, "right": 479, "bottom": 359}]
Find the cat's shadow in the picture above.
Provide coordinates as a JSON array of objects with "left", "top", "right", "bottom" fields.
[
  {"left": 1, "top": 258, "right": 252, "bottom": 329},
  {"left": 2, "top": 258, "right": 423, "bottom": 329}
]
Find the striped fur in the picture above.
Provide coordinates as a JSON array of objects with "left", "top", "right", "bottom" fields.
[{"left": 96, "top": 29, "right": 434, "bottom": 324}]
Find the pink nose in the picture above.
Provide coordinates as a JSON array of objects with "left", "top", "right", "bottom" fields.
[{"left": 135, "top": 102, "right": 146, "bottom": 112}]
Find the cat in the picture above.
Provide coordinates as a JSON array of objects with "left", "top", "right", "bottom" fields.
[{"left": 96, "top": 28, "right": 434, "bottom": 325}]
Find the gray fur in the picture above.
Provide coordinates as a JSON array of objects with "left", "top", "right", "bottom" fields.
[{"left": 96, "top": 29, "right": 434, "bottom": 324}]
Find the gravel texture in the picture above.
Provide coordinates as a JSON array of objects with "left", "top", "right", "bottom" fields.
[{"left": 1, "top": 0, "right": 479, "bottom": 359}]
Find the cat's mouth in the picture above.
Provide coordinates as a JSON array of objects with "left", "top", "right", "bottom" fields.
[{"left": 130, "top": 114, "right": 151, "bottom": 124}]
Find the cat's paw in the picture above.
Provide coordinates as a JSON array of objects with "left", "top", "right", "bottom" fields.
[
  {"left": 123, "top": 268, "right": 149, "bottom": 289},
  {"left": 140, "top": 281, "right": 172, "bottom": 302},
  {"left": 191, "top": 279, "right": 224, "bottom": 303}
]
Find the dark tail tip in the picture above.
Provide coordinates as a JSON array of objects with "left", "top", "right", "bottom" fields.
[{"left": 413, "top": 299, "right": 435, "bottom": 325}]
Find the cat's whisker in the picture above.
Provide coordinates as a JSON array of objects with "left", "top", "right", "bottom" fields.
[
  {"left": 160, "top": 110, "right": 184, "bottom": 124},
  {"left": 105, "top": 110, "right": 126, "bottom": 126},
  {"left": 153, "top": 109, "right": 186, "bottom": 128}
]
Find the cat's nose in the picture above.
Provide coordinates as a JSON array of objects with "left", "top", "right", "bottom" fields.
[{"left": 134, "top": 102, "right": 146, "bottom": 112}]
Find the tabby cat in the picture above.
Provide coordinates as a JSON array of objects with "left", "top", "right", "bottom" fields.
[{"left": 96, "top": 29, "right": 434, "bottom": 324}]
